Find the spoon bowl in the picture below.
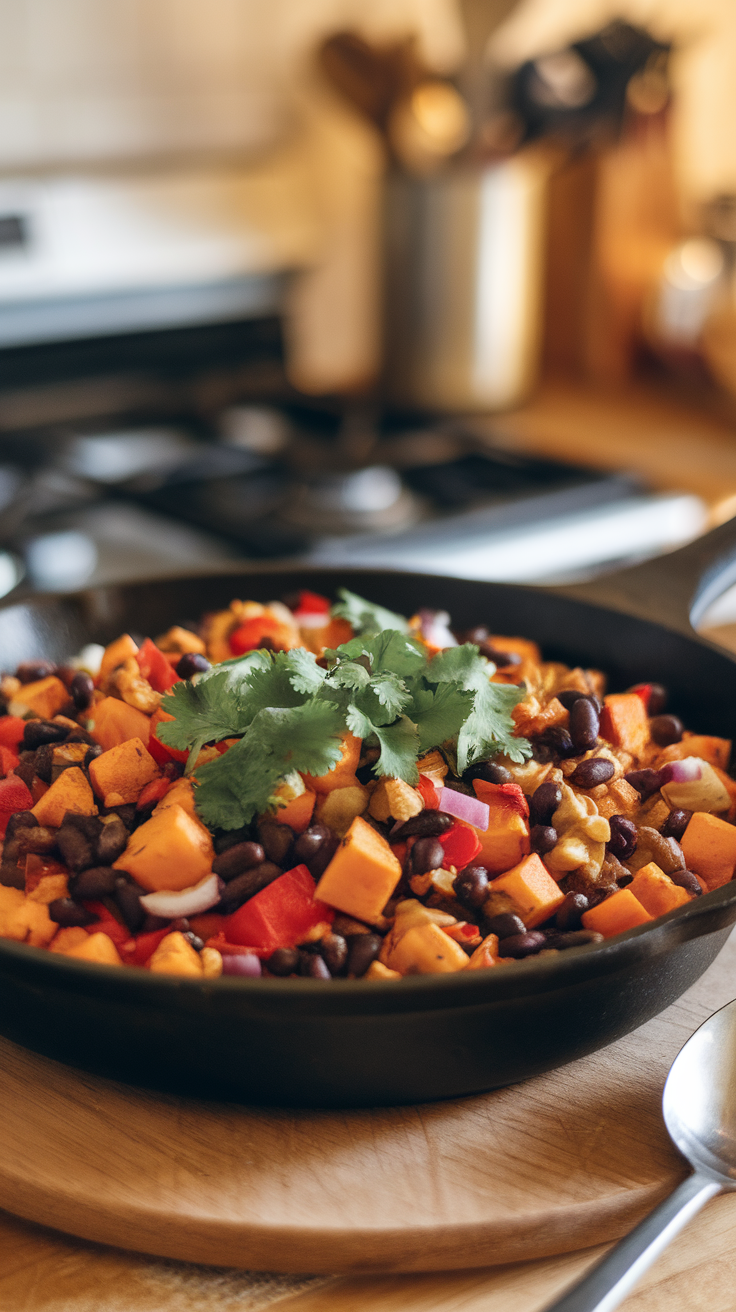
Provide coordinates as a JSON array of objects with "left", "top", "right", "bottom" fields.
[
  {"left": 664, "top": 997, "right": 736, "bottom": 1183},
  {"left": 546, "top": 997, "right": 736, "bottom": 1312}
]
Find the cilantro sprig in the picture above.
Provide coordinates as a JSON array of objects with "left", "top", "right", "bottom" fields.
[{"left": 156, "top": 592, "right": 531, "bottom": 830}]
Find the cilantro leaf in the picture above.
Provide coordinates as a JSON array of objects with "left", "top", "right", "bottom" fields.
[
  {"left": 282, "top": 647, "right": 327, "bottom": 695},
  {"left": 331, "top": 588, "right": 409, "bottom": 637},
  {"left": 361, "top": 629, "right": 426, "bottom": 677},
  {"left": 410, "top": 683, "right": 474, "bottom": 754},
  {"left": 457, "top": 678, "right": 530, "bottom": 771},
  {"left": 372, "top": 716, "right": 420, "bottom": 783},
  {"left": 193, "top": 700, "right": 344, "bottom": 828},
  {"left": 157, "top": 662, "right": 258, "bottom": 762}
]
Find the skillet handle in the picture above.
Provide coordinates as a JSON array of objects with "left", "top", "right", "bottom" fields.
[{"left": 555, "top": 515, "right": 736, "bottom": 638}]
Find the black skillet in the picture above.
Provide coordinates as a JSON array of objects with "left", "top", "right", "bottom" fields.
[{"left": 1, "top": 520, "right": 736, "bottom": 1108}]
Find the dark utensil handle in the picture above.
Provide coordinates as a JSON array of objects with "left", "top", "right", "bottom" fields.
[{"left": 556, "top": 516, "right": 736, "bottom": 638}]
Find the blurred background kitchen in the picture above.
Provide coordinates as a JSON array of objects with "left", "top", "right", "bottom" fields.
[{"left": 1, "top": 0, "right": 736, "bottom": 635}]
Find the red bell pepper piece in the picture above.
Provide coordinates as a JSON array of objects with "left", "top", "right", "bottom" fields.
[
  {"left": 416, "top": 774, "right": 439, "bottom": 809},
  {"left": 0, "top": 717, "right": 26, "bottom": 751},
  {"left": 0, "top": 774, "right": 34, "bottom": 835},
  {"left": 136, "top": 638, "right": 181, "bottom": 693},
  {"left": 628, "top": 683, "right": 652, "bottom": 708},
  {"left": 438, "top": 821, "right": 482, "bottom": 871},
  {"left": 136, "top": 776, "right": 171, "bottom": 810},
  {"left": 293, "top": 590, "right": 331, "bottom": 617},
  {"left": 229, "top": 615, "right": 299, "bottom": 655},
  {"left": 0, "top": 746, "right": 19, "bottom": 777},
  {"left": 122, "top": 928, "right": 170, "bottom": 966},
  {"left": 223, "top": 864, "right": 333, "bottom": 951},
  {"left": 81, "top": 901, "right": 129, "bottom": 946}
]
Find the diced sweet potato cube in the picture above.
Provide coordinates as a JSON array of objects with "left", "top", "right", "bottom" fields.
[
  {"left": 712, "top": 766, "right": 736, "bottom": 822},
  {"left": 582, "top": 888, "right": 653, "bottom": 937},
  {"left": 303, "top": 733, "right": 362, "bottom": 794},
  {"left": 155, "top": 626, "right": 206, "bottom": 655},
  {"left": 489, "top": 854, "right": 565, "bottom": 928},
  {"left": 595, "top": 778, "right": 641, "bottom": 819},
  {"left": 0, "top": 886, "right": 56, "bottom": 946},
  {"left": 315, "top": 815, "right": 402, "bottom": 922},
  {"left": 315, "top": 785, "right": 368, "bottom": 837},
  {"left": 88, "top": 736, "right": 159, "bottom": 807},
  {"left": 364, "top": 960, "right": 401, "bottom": 980},
  {"left": 114, "top": 802, "right": 214, "bottom": 892},
  {"left": 50, "top": 926, "right": 89, "bottom": 954},
  {"left": 382, "top": 922, "right": 469, "bottom": 974},
  {"left": 91, "top": 696, "right": 151, "bottom": 750},
  {"left": 154, "top": 776, "right": 197, "bottom": 817},
  {"left": 24, "top": 899, "right": 56, "bottom": 947},
  {"left": 628, "top": 862, "right": 691, "bottom": 918},
  {"left": 600, "top": 694, "right": 650, "bottom": 758},
  {"left": 490, "top": 635, "right": 541, "bottom": 664},
  {"left": 99, "top": 633, "right": 139, "bottom": 682},
  {"left": 11, "top": 676, "right": 69, "bottom": 720},
  {"left": 681, "top": 811, "right": 736, "bottom": 889},
  {"left": 65, "top": 931, "right": 123, "bottom": 966},
  {"left": 466, "top": 933, "right": 504, "bottom": 970},
  {"left": 471, "top": 781, "right": 530, "bottom": 874},
  {"left": 148, "top": 930, "right": 203, "bottom": 977},
  {"left": 269, "top": 774, "right": 316, "bottom": 832},
  {"left": 656, "top": 734, "right": 731, "bottom": 771},
  {"left": 369, "top": 776, "right": 423, "bottom": 824},
  {"left": 31, "top": 767, "right": 96, "bottom": 828}
]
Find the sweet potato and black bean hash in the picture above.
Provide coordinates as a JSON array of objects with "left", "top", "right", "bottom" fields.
[{"left": 0, "top": 588, "right": 730, "bottom": 980}]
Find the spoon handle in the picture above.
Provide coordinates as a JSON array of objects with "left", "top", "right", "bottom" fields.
[{"left": 542, "top": 1173, "right": 721, "bottom": 1312}]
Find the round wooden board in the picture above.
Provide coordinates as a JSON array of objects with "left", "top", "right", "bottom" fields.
[{"left": 0, "top": 934, "right": 732, "bottom": 1277}]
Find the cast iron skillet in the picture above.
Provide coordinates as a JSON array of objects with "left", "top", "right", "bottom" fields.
[{"left": 1, "top": 520, "right": 736, "bottom": 1108}]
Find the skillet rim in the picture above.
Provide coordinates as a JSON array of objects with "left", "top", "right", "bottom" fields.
[{"left": 1, "top": 562, "right": 736, "bottom": 1009}]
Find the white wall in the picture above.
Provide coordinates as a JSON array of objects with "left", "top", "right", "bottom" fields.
[{"left": 0, "top": 0, "right": 465, "bottom": 170}]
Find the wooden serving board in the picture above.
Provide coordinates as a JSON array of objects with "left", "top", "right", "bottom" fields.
[{"left": 0, "top": 933, "right": 733, "bottom": 1277}]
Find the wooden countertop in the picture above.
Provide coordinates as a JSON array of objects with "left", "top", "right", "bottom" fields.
[{"left": 4, "top": 376, "right": 736, "bottom": 1310}]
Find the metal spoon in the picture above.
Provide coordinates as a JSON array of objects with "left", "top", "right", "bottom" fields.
[{"left": 544, "top": 997, "right": 736, "bottom": 1312}]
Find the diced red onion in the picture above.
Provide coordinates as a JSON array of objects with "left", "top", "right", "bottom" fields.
[
  {"left": 659, "top": 759, "right": 702, "bottom": 785},
  {"left": 437, "top": 787, "right": 489, "bottom": 832},
  {"left": 296, "top": 612, "right": 327, "bottom": 628},
  {"left": 660, "top": 759, "right": 731, "bottom": 814},
  {"left": 418, "top": 609, "right": 457, "bottom": 650},
  {"left": 221, "top": 952, "right": 262, "bottom": 977},
  {"left": 139, "top": 873, "right": 223, "bottom": 919}
]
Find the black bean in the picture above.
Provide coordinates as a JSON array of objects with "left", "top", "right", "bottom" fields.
[
  {"left": 617, "top": 873, "right": 633, "bottom": 887},
  {"left": 65, "top": 728, "right": 97, "bottom": 746},
  {"left": 0, "top": 863, "right": 24, "bottom": 889},
  {"left": 14, "top": 825, "right": 57, "bottom": 855},
  {"left": 95, "top": 816, "right": 128, "bottom": 865},
  {"left": 319, "top": 932, "right": 348, "bottom": 976},
  {"left": 212, "top": 841, "right": 265, "bottom": 881},
  {"left": 306, "top": 833, "right": 340, "bottom": 879},
  {"left": 463, "top": 761, "right": 512, "bottom": 785},
  {"left": 257, "top": 819, "right": 294, "bottom": 866},
  {"left": 411, "top": 837, "right": 445, "bottom": 874},
  {"left": 114, "top": 877, "right": 145, "bottom": 933},
  {"left": 84, "top": 745, "right": 103, "bottom": 769},
  {"left": 442, "top": 779, "right": 474, "bottom": 797},
  {"left": 586, "top": 885, "right": 618, "bottom": 909},
  {"left": 624, "top": 768, "right": 661, "bottom": 799},
  {"left": 69, "top": 866, "right": 118, "bottom": 900},
  {"left": 293, "top": 823, "right": 331, "bottom": 865},
  {"left": 555, "top": 892, "right": 591, "bottom": 931},
  {"left": 4, "top": 811, "right": 38, "bottom": 840},
  {"left": 218, "top": 862, "right": 282, "bottom": 914},
  {"left": 570, "top": 758, "right": 615, "bottom": 789},
  {"left": 557, "top": 689, "right": 587, "bottom": 711},
  {"left": 650, "top": 714, "right": 684, "bottom": 746},
  {"left": 182, "top": 932, "right": 205, "bottom": 952},
  {"left": 647, "top": 684, "right": 668, "bottom": 715},
  {"left": 392, "top": 811, "right": 454, "bottom": 841},
  {"left": 57, "top": 825, "right": 96, "bottom": 872},
  {"left": 531, "top": 824, "right": 557, "bottom": 854},
  {"left": 70, "top": 671, "right": 94, "bottom": 711},
  {"left": 169, "top": 918, "right": 191, "bottom": 933},
  {"left": 661, "top": 808, "right": 693, "bottom": 842},
  {"left": 49, "top": 898, "right": 99, "bottom": 928},
  {"left": 347, "top": 933, "right": 383, "bottom": 977},
  {"left": 606, "top": 814, "right": 638, "bottom": 860},
  {"left": 16, "top": 660, "right": 57, "bottom": 684},
  {"left": 22, "top": 720, "right": 68, "bottom": 750},
  {"left": 33, "top": 744, "right": 54, "bottom": 783},
  {"left": 13, "top": 759, "right": 36, "bottom": 788},
  {"left": 176, "top": 652, "right": 211, "bottom": 678},
  {"left": 549, "top": 929, "right": 604, "bottom": 949},
  {"left": 529, "top": 782, "right": 562, "bottom": 827},
  {"left": 213, "top": 826, "right": 252, "bottom": 855},
  {"left": 671, "top": 869, "right": 703, "bottom": 897},
  {"left": 267, "top": 947, "right": 300, "bottom": 976},
  {"left": 484, "top": 912, "right": 526, "bottom": 938},
  {"left": 539, "top": 727, "right": 576, "bottom": 758},
  {"left": 569, "top": 697, "right": 600, "bottom": 752},
  {"left": 532, "top": 742, "right": 554, "bottom": 764},
  {"left": 453, "top": 864, "right": 490, "bottom": 910},
  {"left": 109, "top": 803, "right": 138, "bottom": 830},
  {"left": 498, "top": 931, "right": 547, "bottom": 958}
]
